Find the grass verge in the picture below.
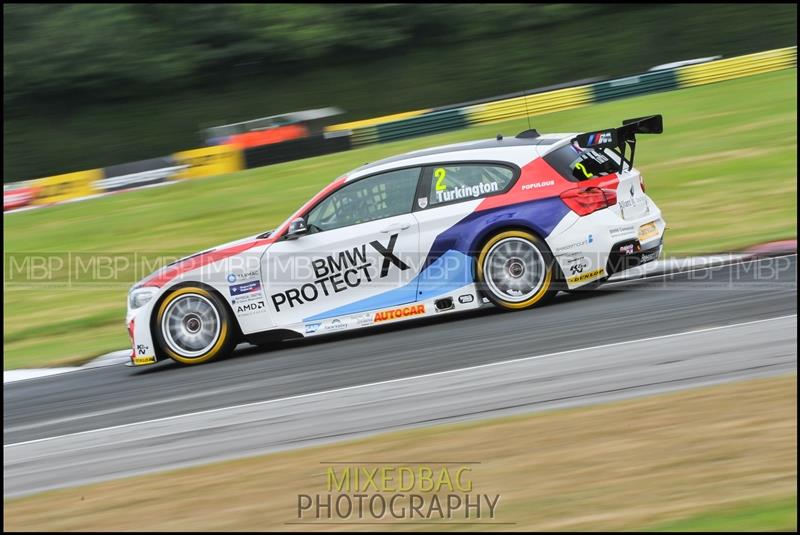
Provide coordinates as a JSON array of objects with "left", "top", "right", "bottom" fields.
[
  {"left": 3, "top": 69, "right": 797, "bottom": 369},
  {"left": 646, "top": 496, "right": 797, "bottom": 532},
  {"left": 4, "top": 375, "right": 796, "bottom": 531}
]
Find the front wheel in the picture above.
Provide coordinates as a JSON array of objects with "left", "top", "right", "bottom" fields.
[
  {"left": 154, "top": 286, "right": 237, "bottom": 365},
  {"left": 476, "top": 230, "right": 557, "bottom": 310}
]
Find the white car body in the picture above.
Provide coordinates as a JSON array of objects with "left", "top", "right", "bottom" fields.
[{"left": 127, "top": 121, "right": 666, "bottom": 366}]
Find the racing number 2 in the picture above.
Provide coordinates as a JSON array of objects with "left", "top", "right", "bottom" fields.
[{"left": 434, "top": 168, "right": 447, "bottom": 191}]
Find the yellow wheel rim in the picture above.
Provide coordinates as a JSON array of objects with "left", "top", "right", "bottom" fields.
[
  {"left": 477, "top": 230, "right": 552, "bottom": 309},
  {"left": 157, "top": 287, "right": 229, "bottom": 364}
]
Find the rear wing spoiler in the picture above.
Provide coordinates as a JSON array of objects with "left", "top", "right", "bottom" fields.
[{"left": 572, "top": 114, "right": 663, "bottom": 172}]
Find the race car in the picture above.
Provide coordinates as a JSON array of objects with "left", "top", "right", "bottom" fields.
[{"left": 126, "top": 115, "right": 666, "bottom": 366}]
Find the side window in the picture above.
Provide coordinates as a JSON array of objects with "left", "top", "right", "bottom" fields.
[
  {"left": 306, "top": 167, "right": 420, "bottom": 232},
  {"left": 427, "top": 164, "right": 515, "bottom": 207},
  {"left": 543, "top": 143, "right": 620, "bottom": 182}
]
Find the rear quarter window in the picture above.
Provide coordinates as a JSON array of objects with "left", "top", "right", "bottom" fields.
[
  {"left": 427, "top": 164, "right": 517, "bottom": 207},
  {"left": 544, "top": 143, "right": 620, "bottom": 182}
]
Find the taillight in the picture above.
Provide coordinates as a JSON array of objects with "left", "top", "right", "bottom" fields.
[{"left": 560, "top": 187, "right": 617, "bottom": 216}]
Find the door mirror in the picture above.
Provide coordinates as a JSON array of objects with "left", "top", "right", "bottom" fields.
[{"left": 285, "top": 217, "right": 308, "bottom": 240}]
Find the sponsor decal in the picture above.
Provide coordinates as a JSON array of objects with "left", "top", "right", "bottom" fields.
[
  {"left": 236, "top": 300, "right": 266, "bottom": 314},
  {"left": 324, "top": 318, "right": 348, "bottom": 332},
  {"left": 458, "top": 294, "right": 474, "bottom": 304},
  {"left": 227, "top": 270, "right": 259, "bottom": 283},
  {"left": 638, "top": 221, "right": 659, "bottom": 242},
  {"left": 231, "top": 292, "right": 263, "bottom": 305},
  {"left": 374, "top": 304, "right": 425, "bottom": 322},
  {"left": 133, "top": 355, "right": 156, "bottom": 365},
  {"left": 136, "top": 344, "right": 149, "bottom": 355},
  {"left": 618, "top": 243, "right": 636, "bottom": 255},
  {"left": 305, "top": 322, "right": 322, "bottom": 334},
  {"left": 354, "top": 312, "right": 373, "bottom": 327},
  {"left": 33, "top": 169, "right": 103, "bottom": 205},
  {"left": 435, "top": 182, "right": 499, "bottom": 203},
  {"left": 229, "top": 280, "right": 262, "bottom": 296},
  {"left": 555, "top": 234, "right": 593, "bottom": 253},
  {"left": 609, "top": 225, "right": 635, "bottom": 237},
  {"left": 417, "top": 197, "right": 428, "bottom": 209},
  {"left": 567, "top": 267, "right": 605, "bottom": 284},
  {"left": 641, "top": 250, "right": 659, "bottom": 263},
  {"left": 567, "top": 255, "right": 589, "bottom": 275},
  {"left": 270, "top": 234, "right": 409, "bottom": 312},
  {"left": 521, "top": 180, "right": 555, "bottom": 191},
  {"left": 586, "top": 131, "right": 614, "bottom": 145},
  {"left": 618, "top": 195, "right": 647, "bottom": 210},
  {"left": 173, "top": 145, "right": 244, "bottom": 180}
]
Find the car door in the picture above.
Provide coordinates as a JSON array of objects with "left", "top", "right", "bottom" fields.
[
  {"left": 263, "top": 167, "right": 423, "bottom": 328},
  {"left": 411, "top": 162, "right": 520, "bottom": 298}
]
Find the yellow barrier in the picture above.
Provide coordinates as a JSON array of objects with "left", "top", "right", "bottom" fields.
[
  {"left": 467, "top": 85, "right": 593, "bottom": 125},
  {"left": 326, "top": 109, "right": 431, "bottom": 132},
  {"left": 31, "top": 169, "right": 103, "bottom": 205},
  {"left": 172, "top": 145, "right": 244, "bottom": 180},
  {"left": 677, "top": 46, "right": 797, "bottom": 88}
]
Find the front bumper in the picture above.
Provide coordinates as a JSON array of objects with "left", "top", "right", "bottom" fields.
[{"left": 125, "top": 296, "right": 159, "bottom": 367}]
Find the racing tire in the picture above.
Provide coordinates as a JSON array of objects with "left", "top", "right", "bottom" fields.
[
  {"left": 154, "top": 286, "right": 237, "bottom": 365},
  {"left": 476, "top": 230, "right": 558, "bottom": 310}
]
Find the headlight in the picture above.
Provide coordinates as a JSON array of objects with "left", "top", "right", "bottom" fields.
[{"left": 129, "top": 287, "right": 158, "bottom": 309}]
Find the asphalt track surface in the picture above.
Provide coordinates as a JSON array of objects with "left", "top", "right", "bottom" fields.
[{"left": 4, "top": 254, "right": 797, "bottom": 497}]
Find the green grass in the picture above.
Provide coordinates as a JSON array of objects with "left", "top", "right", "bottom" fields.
[
  {"left": 647, "top": 496, "right": 797, "bottom": 532},
  {"left": 3, "top": 69, "right": 797, "bottom": 369}
]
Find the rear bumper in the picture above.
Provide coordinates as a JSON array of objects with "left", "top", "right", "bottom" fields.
[
  {"left": 606, "top": 237, "right": 663, "bottom": 276},
  {"left": 548, "top": 199, "right": 666, "bottom": 289}
]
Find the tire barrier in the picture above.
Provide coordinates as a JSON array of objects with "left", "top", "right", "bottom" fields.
[
  {"left": 5, "top": 46, "right": 796, "bottom": 212},
  {"left": 590, "top": 70, "right": 679, "bottom": 103},
  {"left": 336, "top": 46, "right": 796, "bottom": 147},
  {"left": 97, "top": 156, "right": 187, "bottom": 192},
  {"left": 375, "top": 108, "right": 469, "bottom": 143},
  {"left": 676, "top": 46, "right": 797, "bottom": 88},
  {"left": 466, "top": 85, "right": 593, "bottom": 125}
]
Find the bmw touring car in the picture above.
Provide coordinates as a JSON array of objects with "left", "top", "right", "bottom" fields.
[{"left": 127, "top": 115, "right": 666, "bottom": 365}]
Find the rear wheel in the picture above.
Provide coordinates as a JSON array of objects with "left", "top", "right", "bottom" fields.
[
  {"left": 476, "top": 230, "right": 557, "bottom": 310},
  {"left": 154, "top": 286, "right": 237, "bottom": 365}
]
